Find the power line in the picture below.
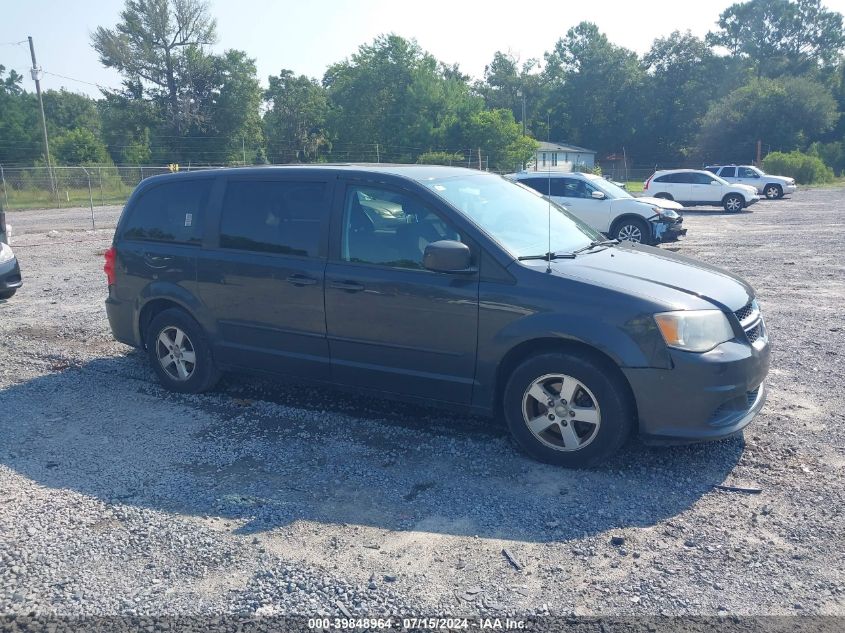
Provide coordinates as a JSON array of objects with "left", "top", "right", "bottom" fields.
[{"left": 42, "top": 70, "right": 120, "bottom": 92}]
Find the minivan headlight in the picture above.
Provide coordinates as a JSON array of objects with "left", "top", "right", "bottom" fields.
[
  {"left": 0, "top": 242, "right": 15, "bottom": 264},
  {"left": 654, "top": 310, "right": 734, "bottom": 352}
]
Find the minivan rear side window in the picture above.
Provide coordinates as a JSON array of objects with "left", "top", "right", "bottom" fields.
[
  {"left": 219, "top": 180, "right": 327, "bottom": 257},
  {"left": 123, "top": 179, "right": 211, "bottom": 244}
]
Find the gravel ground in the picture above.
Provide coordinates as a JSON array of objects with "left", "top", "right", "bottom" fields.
[{"left": 1, "top": 190, "right": 844, "bottom": 620}]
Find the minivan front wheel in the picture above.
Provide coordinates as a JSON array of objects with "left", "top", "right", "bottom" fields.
[
  {"left": 503, "top": 352, "right": 634, "bottom": 467},
  {"left": 146, "top": 308, "right": 220, "bottom": 393}
]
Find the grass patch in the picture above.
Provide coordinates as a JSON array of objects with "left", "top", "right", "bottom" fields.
[{"left": 4, "top": 187, "right": 131, "bottom": 211}]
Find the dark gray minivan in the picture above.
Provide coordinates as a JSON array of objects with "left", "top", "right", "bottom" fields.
[{"left": 105, "top": 165, "right": 770, "bottom": 467}]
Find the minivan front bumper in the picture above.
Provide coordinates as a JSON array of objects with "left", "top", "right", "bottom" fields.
[{"left": 622, "top": 338, "right": 770, "bottom": 443}]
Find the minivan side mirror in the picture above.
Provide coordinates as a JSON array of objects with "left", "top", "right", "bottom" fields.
[
  {"left": 423, "top": 240, "right": 473, "bottom": 273},
  {"left": 591, "top": 190, "right": 606, "bottom": 200}
]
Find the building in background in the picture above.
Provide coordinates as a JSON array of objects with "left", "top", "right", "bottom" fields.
[{"left": 531, "top": 141, "right": 596, "bottom": 172}]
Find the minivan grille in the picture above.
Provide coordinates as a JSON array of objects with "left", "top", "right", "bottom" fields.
[
  {"left": 734, "top": 301, "right": 764, "bottom": 345},
  {"left": 734, "top": 303, "right": 755, "bottom": 322}
]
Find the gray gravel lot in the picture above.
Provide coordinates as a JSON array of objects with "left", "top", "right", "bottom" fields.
[{"left": 1, "top": 190, "right": 844, "bottom": 619}]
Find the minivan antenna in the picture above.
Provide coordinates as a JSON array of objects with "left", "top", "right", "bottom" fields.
[{"left": 546, "top": 169, "right": 552, "bottom": 273}]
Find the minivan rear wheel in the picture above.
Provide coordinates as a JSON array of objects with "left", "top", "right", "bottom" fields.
[
  {"left": 503, "top": 352, "right": 634, "bottom": 467},
  {"left": 146, "top": 308, "right": 220, "bottom": 393}
]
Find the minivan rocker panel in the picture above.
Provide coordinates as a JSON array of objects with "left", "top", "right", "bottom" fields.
[{"left": 105, "top": 165, "right": 770, "bottom": 467}]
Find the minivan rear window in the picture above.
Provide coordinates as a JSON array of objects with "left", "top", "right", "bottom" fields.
[
  {"left": 123, "top": 179, "right": 211, "bottom": 244},
  {"left": 219, "top": 180, "right": 327, "bottom": 257}
]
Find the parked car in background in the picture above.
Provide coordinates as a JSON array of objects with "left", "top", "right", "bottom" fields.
[
  {"left": 0, "top": 207, "right": 21, "bottom": 299},
  {"left": 0, "top": 242, "right": 22, "bottom": 300},
  {"left": 644, "top": 169, "right": 760, "bottom": 212},
  {"left": 705, "top": 165, "right": 797, "bottom": 199},
  {"left": 104, "top": 165, "right": 769, "bottom": 467},
  {"left": 508, "top": 171, "right": 686, "bottom": 245}
]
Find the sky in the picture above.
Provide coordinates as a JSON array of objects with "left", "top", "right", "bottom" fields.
[{"left": 3, "top": 0, "right": 845, "bottom": 98}]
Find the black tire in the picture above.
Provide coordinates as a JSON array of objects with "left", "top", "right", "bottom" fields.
[
  {"left": 723, "top": 193, "right": 744, "bottom": 213},
  {"left": 654, "top": 192, "right": 673, "bottom": 201},
  {"left": 145, "top": 308, "right": 220, "bottom": 393},
  {"left": 611, "top": 216, "right": 652, "bottom": 245},
  {"left": 0, "top": 288, "right": 16, "bottom": 300},
  {"left": 502, "top": 351, "right": 635, "bottom": 467},
  {"left": 763, "top": 183, "right": 782, "bottom": 200}
]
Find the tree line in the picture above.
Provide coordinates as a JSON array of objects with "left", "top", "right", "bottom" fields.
[{"left": 1, "top": 0, "right": 845, "bottom": 174}]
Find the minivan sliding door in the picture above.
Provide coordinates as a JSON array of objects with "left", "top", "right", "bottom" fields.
[{"left": 196, "top": 176, "right": 332, "bottom": 378}]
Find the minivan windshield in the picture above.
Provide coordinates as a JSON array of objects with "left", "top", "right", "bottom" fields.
[{"left": 425, "top": 173, "right": 600, "bottom": 259}]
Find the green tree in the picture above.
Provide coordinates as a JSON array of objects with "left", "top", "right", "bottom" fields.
[
  {"left": 707, "top": 0, "right": 845, "bottom": 77},
  {"left": 92, "top": 0, "right": 217, "bottom": 134},
  {"left": 0, "top": 66, "right": 41, "bottom": 165},
  {"left": 264, "top": 70, "right": 329, "bottom": 163},
  {"left": 640, "top": 31, "right": 742, "bottom": 163},
  {"left": 542, "top": 22, "right": 645, "bottom": 158},
  {"left": 476, "top": 52, "right": 545, "bottom": 139},
  {"left": 52, "top": 128, "right": 110, "bottom": 165},
  {"left": 323, "top": 34, "right": 480, "bottom": 162},
  {"left": 42, "top": 89, "right": 102, "bottom": 137},
  {"left": 697, "top": 76, "right": 838, "bottom": 161},
  {"left": 451, "top": 109, "right": 538, "bottom": 172}
]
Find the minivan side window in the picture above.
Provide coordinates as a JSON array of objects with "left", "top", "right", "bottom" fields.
[
  {"left": 341, "top": 186, "right": 462, "bottom": 270},
  {"left": 123, "top": 179, "right": 211, "bottom": 244},
  {"left": 219, "top": 180, "right": 327, "bottom": 257}
]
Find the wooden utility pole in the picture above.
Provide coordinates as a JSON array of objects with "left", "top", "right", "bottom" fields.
[
  {"left": 756, "top": 140, "right": 762, "bottom": 166},
  {"left": 28, "top": 36, "right": 55, "bottom": 198}
]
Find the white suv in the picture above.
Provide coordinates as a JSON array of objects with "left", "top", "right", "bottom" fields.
[
  {"left": 644, "top": 169, "right": 760, "bottom": 212},
  {"left": 508, "top": 171, "right": 686, "bottom": 245},
  {"left": 705, "top": 165, "right": 797, "bottom": 199}
]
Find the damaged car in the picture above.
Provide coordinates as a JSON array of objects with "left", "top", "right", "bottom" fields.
[{"left": 507, "top": 171, "right": 686, "bottom": 245}]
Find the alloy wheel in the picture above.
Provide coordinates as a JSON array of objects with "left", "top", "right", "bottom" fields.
[
  {"left": 155, "top": 326, "right": 197, "bottom": 381},
  {"left": 765, "top": 186, "right": 780, "bottom": 199},
  {"left": 725, "top": 196, "right": 742, "bottom": 212},
  {"left": 617, "top": 224, "right": 643, "bottom": 243},
  {"left": 521, "top": 373, "right": 602, "bottom": 451}
]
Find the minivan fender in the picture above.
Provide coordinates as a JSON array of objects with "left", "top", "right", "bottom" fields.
[
  {"left": 473, "top": 311, "right": 671, "bottom": 411},
  {"left": 493, "top": 311, "right": 669, "bottom": 368},
  {"left": 134, "top": 281, "right": 216, "bottom": 347}
]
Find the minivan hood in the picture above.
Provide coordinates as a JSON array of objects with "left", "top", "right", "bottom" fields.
[{"left": 533, "top": 243, "right": 753, "bottom": 312}]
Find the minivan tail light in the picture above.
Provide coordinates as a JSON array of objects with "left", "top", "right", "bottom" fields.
[
  {"left": 644, "top": 176, "right": 653, "bottom": 190},
  {"left": 104, "top": 246, "right": 116, "bottom": 286}
]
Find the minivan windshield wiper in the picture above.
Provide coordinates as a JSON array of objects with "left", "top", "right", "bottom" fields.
[
  {"left": 517, "top": 252, "right": 576, "bottom": 261},
  {"left": 518, "top": 239, "right": 618, "bottom": 262},
  {"left": 562, "top": 239, "right": 619, "bottom": 257}
]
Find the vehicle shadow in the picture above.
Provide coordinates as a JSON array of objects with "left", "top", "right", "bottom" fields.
[
  {"left": 0, "top": 353, "right": 744, "bottom": 543},
  {"left": 678, "top": 207, "right": 756, "bottom": 216}
]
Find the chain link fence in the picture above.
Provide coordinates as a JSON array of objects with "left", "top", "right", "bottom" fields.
[
  {"left": 0, "top": 162, "right": 671, "bottom": 219},
  {"left": 0, "top": 165, "right": 222, "bottom": 213}
]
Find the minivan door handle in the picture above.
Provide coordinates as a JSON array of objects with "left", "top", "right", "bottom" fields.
[
  {"left": 143, "top": 253, "right": 174, "bottom": 268},
  {"left": 286, "top": 274, "right": 319, "bottom": 287},
  {"left": 329, "top": 280, "right": 365, "bottom": 293}
]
